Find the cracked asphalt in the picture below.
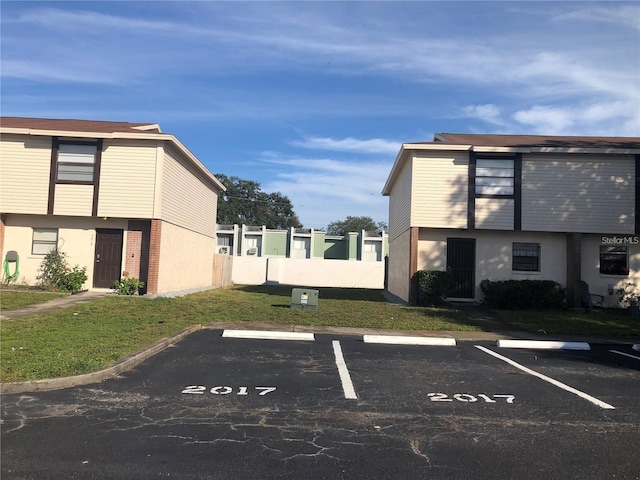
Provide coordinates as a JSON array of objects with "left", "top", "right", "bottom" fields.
[{"left": 2, "top": 329, "right": 639, "bottom": 479}]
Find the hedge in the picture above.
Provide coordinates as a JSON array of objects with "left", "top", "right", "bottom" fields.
[
  {"left": 415, "top": 270, "right": 454, "bottom": 306},
  {"left": 479, "top": 279, "right": 565, "bottom": 310}
]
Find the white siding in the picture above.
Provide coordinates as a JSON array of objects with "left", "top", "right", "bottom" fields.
[
  {"left": 387, "top": 228, "right": 412, "bottom": 302},
  {"left": 388, "top": 158, "right": 412, "bottom": 241},
  {"left": 522, "top": 154, "right": 634, "bottom": 233},
  {"left": 412, "top": 152, "right": 468, "bottom": 229},
  {"left": 0, "top": 134, "right": 51, "bottom": 214},
  {"left": 475, "top": 198, "right": 514, "bottom": 230},
  {"left": 161, "top": 148, "right": 218, "bottom": 238},
  {"left": 54, "top": 184, "right": 93, "bottom": 216},
  {"left": 97, "top": 140, "right": 158, "bottom": 218}
]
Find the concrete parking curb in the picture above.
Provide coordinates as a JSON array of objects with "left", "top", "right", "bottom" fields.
[
  {"left": 496, "top": 339, "right": 591, "bottom": 350},
  {"left": 0, "top": 325, "right": 202, "bottom": 394},
  {"left": 222, "top": 330, "right": 315, "bottom": 341}
]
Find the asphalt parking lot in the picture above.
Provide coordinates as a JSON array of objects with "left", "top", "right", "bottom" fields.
[{"left": 2, "top": 329, "right": 639, "bottom": 479}]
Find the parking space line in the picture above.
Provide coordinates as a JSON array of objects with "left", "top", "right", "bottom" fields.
[
  {"left": 222, "top": 330, "right": 315, "bottom": 341},
  {"left": 610, "top": 350, "right": 640, "bottom": 361},
  {"left": 332, "top": 340, "right": 357, "bottom": 400},
  {"left": 475, "top": 345, "right": 615, "bottom": 410},
  {"left": 363, "top": 335, "right": 456, "bottom": 346}
]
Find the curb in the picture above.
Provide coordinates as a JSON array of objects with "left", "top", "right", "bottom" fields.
[
  {"left": 363, "top": 335, "right": 456, "bottom": 346},
  {"left": 0, "top": 325, "right": 202, "bottom": 394},
  {"left": 496, "top": 340, "right": 591, "bottom": 351},
  {"left": 222, "top": 330, "right": 315, "bottom": 341}
]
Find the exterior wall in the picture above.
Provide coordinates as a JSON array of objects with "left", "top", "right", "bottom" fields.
[
  {"left": 521, "top": 154, "right": 634, "bottom": 233},
  {"left": 53, "top": 184, "right": 93, "bottom": 216},
  {"left": 417, "top": 228, "right": 568, "bottom": 300},
  {"left": 313, "top": 232, "right": 325, "bottom": 258},
  {"left": 0, "top": 134, "right": 51, "bottom": 214},
  {"left": 1, "top": 214, "right": 128, "bottom": 288},
  {"left": 155, "top": 220, "right": 216, "bottom": 292},
  {"left": 263, "top": 230, "right": 288, "bottom": 257},
  {"left": 235, "top": 257, "right": 384, "bottom": 289},
  {"left": 387, "top": 228, "right": 412, "bottom": 302},
  {"left": 97, "top": 139, "right": 158, "bottom": 218},
  {"left": 412, "top": 152, "right": 468, "bottom": 229},
  {"left": 387, "top": 157, "right": 412, "bottom": 240},
  {"left": 475, "top": 198, "right": 514, "bottom": 230},
  {"left": 161, "top": 148, "right": 218, "bottom": 237}
]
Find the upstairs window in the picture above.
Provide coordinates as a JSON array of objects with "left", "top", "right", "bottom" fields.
[
  {"left": 512, "top": 243, "right": 540, "bottom": 272},
  {"left": 57, "top": 143, "right": 97, "bottom": 183},
  {"left": 475, "top": 159, "right": 514, "bottom": 196}
]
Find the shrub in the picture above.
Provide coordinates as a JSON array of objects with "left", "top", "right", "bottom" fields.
[
  {"left": 480, "top": 279, "right": 565, "bottom": 310},
  {"left": 37, "top": 250, "right": 88, "bottom": 293},
  {"left": 415, "top": 270, "right": 454, "bottom": 306},
  {"left": 113, "top": 271, "right": 145, "bottom": 295}
]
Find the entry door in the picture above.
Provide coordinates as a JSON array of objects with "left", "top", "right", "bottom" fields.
[
  {"left": 446, "top": 238, "right": 476, "bottom": 298},
  {"left": 94, "top": 229, "right": 123, "bottom": 288}
]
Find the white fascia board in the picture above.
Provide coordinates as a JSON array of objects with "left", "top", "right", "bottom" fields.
[
  {"left": 472, "top": 146, "right": 530, "bottom": 153},
  {"left": 530, "top": 147, "right": 640, "bottom": 155}
]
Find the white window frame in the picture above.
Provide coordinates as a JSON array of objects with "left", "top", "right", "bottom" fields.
[{"left": 32, "top": 228, "right": 58, "bottom": 255}]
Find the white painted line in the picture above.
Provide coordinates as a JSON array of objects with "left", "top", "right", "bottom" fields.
[
  {"left": 332, "top": 340, "right": 357, "bottom": 400},
  {"left": 475, "top": 345, "right": 615, "bottom": 410},
  {"left": 610, "top": 350, "right": 640, "bottom": 361},
  {"left": 633, "top": 344, "right": 640, "bottom": 352},
  {"left": 497, "top": 340, "right": 591, "bottom": 351},
  {"left": 222, "top": 330, "right": 315, "bottom": 341},
  {"left": 363, "top": 335, "right": 456, "bottom": 346}
]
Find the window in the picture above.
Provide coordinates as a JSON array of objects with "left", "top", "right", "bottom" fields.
[
  {"left": 475, "top": 159, "right": 514, "bottom": 196},
  {"left": 32, "top": 228, "right": 58, "bottom": 255},
  {"left": 57, "top": 143, "right": 97, "bottom": 183},
  {"left": 600, "top": 246, "right": 629, "bottom": 275},
  {"left": 512, "top": 243, "right": 540, "bottom": 272}
]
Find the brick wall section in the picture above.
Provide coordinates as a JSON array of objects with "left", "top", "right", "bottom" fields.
[
  {"left": 124, "top": 229, "right": 142, "bottom": 279},
  {"left": 147, "top": 219, "right": 162, "bottom": 294},
  {"left": 409, "top": 227, "right": 419, "bottom": 305},
  {"left": 0, "top": 215, "right": 6, "bottom": 258}
]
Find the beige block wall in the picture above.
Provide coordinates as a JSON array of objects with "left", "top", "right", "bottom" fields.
[
  {"left": 156, "top": 220, "right": 216, "bottom": 292},
  {"left": 2, "top": 214, "right": 128, "bottom": 288}
]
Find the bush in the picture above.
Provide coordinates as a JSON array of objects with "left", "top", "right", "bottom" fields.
[
  {"left": 480, "top": 279, "right": 565, "bottom": 310},
  {"left": 113, "top": 271, "right": 145, "bottom": 295},
  {"left": 415, "top": 270, "right": 454, "bottom": 306},
  {"left": 37, "top": 250, "right": 88, "bottom": 293}
]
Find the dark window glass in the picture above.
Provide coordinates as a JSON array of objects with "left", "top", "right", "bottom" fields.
[
  {"left": 600, "top": 246, "right": 629, "bottom": 275},
  {"left": 512, "top": 243, "right": 540, "bottom": 272}
]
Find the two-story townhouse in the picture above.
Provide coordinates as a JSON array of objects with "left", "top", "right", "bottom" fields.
[
  {"left": 382, "top": 133, "right": 640, "bottom": 307},
  {"left": 0, "top": 117, "right": 225, "bottom": 295}
]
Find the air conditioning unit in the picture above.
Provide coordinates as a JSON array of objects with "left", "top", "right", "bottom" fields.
[
  {"left": 247, "top": 247, "right": 258, "bottom": 255},
  {"left": 218, "top": 246, "right": 230, "bottom": 255}
]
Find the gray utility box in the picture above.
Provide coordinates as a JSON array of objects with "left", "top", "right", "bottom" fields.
[{"left": 291, "top": 288, "right": 319, "bottom": 310}]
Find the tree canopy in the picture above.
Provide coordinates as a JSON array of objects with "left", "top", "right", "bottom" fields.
[
  {"left": 326, "top": 216, "right": 387, "bottom": 236},
  {"left": 215, "top": 174, "right": 302, "bottom": 229}
]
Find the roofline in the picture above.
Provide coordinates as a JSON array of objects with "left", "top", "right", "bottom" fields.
[
  {"left": 381, "top": 142, "right": 640, "bottom": 196},
  {"left": 0, "top": 126, "right": 226, "bottom": 192}
]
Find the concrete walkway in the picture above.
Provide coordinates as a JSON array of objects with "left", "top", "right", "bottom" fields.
[{"left": 0, "top": 290, "right": 109, "bottom": 319}]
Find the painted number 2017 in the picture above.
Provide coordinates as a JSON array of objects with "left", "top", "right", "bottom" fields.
[
  {"left": 428, "top": 393, "right": 515, "bottom": 403},
  {"left": 182, "top": 386, "right": 276, "bottom": 396}
]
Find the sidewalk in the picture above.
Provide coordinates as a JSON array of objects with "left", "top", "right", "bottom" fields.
[{"left": 0, "top": 290, "right": 109, "bottom": 319}]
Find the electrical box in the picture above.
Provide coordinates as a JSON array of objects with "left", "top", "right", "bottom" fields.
[{"left": 291, "top": 288, "right": 319, "bottom": 310}]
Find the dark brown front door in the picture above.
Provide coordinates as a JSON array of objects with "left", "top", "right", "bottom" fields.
[
  {"left": 446, "top": 238, "right": 476, "bottom": 298},
  {"left": 94, "top": 229, "right": 123, "bottom": 288}
]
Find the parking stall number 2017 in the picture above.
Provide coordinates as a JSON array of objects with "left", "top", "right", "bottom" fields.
[
  {"left": 428, "top": 393, "right": 515, "bottom": 403},
  {"left": 182, "top": 386, "right": 276, "bottom": 396}
]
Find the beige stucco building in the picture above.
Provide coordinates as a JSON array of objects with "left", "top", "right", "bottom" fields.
[
  {"left": 382, "top": 133, "right": 640, "bottom": 308},
  {"left": 0, "top": 117, "right": 225, "bottom": 294}
]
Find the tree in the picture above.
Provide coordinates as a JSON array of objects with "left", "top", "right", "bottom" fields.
[
  {"left": 326, "top": 216, "right": 387, "bottom": 236},
  {"left": 215, "top": 174, "right": 302, "bottom": 229}
]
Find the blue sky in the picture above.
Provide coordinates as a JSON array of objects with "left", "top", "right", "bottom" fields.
[{"left": 2, "top": 1, "right": 639, "bottom": 229}]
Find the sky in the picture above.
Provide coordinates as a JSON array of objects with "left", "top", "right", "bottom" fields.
[{"left": 1, "top": 1, "right": 639, "bottom": 229}]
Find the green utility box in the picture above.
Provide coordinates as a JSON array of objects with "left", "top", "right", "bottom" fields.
[{"left": 291, "top": 288, "right": 319, "bottom": 310}]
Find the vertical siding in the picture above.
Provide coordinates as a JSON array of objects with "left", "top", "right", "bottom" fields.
[
  {"left": 388, "top": 158, "right": 412, "bottom": 241},
  {"left": 97, "top": 140, "right": 158, "bottom": 218},
  {"left": 54, "top": 185, "right": 93, "bottom": 216},
  {"left": 161, "top": 148, "right": 218, "bottom": 238},
  {"left": 475, "top": 198, "right": 514, "bottom": 230},
  {"left": 412, "top": 152, "right": 468, "bottom": 229},
  {"left": 264, "top": 231, "right": 288, "bottom": 256},
  {"left": 522, "top": 154, "right": 634, "bottom": 233},
  {"left": 0, "top": 134, "right": 51, "bottom": 214}
]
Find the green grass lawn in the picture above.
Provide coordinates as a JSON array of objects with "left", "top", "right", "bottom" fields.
[
  {"left": 0, "top": 285, "right": 478, "bottom": 382},
  {"left": 0, "top": 289, "right": 67, "bottom": 310}
]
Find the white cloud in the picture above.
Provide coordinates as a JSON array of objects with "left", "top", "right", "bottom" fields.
[
  {"left": 461, "top": 104, "right": 504, "bottom": 126},
  {"left": 291, "top": 136, "right": 400, "bottom": 155},
  {"left": 556, "top": 5, "right": 640, "bottom": 31}
]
